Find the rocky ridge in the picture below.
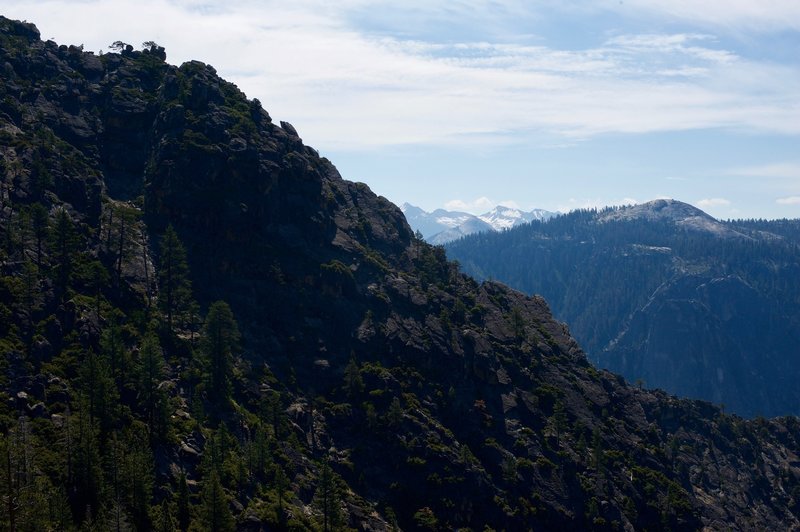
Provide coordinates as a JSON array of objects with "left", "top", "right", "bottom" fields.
[{"left": 599, "top": 199, "right": 747, "bottom": 239}]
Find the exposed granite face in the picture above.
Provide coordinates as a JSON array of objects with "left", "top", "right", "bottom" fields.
[{"left": 3, "top": 15, "right": 800, "bottom": 530}]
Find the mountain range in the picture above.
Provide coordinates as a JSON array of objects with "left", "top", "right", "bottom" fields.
[
  {"left": 447, "top": 199, "right": 800, "bottom": 418},
  {"left": 401, "top": 203, "right": 556, "bottom": 244},
  {"left": 2, "top": 16, "right": 800, "bottom": 530}
]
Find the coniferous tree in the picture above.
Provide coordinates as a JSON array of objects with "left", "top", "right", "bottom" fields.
[
  {"left": 274, "top": 466, "right": 290, "bottom": 525},
  {"left": 343, "top": 356, "right": 364, "bottom": 397},
  {"left": 107, "top": 434, "right": 130, "bottom": 532},
  {"left": 155, "top": 499, "right": 176, "bottom": 532},
  {"left": 70, "top": 404, "right": 104, "bottom": 523},
  {"left": 78, "top": 260, "right": 110, "bottom": 320},
  {"left": 253, "top": 425, "right": 272, "bottom": 477},
  {"left": 158, "top": 225, "right": 193, "bottom": 334},
  {"left": 50, "top": 207, "right": 79, "bottom": 303},
  {"left": 198, "top": 469, "right": 234, "bottom": 532},
  {"left": 13, "top": 206, "right": 30, "bottom": 259},
  {"left": 387, "top": 397, "right": 403, "bottom": 426},
  {"left": 313, "top": 461, "right": 342, "bottom": 532},
  {"left": 18, "top": 259, "right": 40, "bottom": 356},
  {"left": 100, "top": 316, "right": 128, "bottom": 387},
  {"left": 27, "top": 203, "right": 49, "bottom": 268},
  {"left": 176, "top": 471, "right": 191, "bottom": 532},
  {"left": 121, "top": 426, "right": 155, "bottom": 531},
  {"left": 200, "top": 301, "right": 240, "bottom": 407},
  {"left": 1, "top": 419, "right": 59, "bottom": 531},
  {"left": 137, "top": 330, "right": 165, "bottom": 437},
  {"left": 107, "top": 203, "right": 140, "bottom": 296},
  {"left": 260, "top": 391, "right": 285, "bottom": 438},
  {"left": 79, "top": 348, "right": 119, "bottom": 440}
]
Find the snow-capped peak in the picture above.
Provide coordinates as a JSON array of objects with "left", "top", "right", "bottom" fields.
[
  {"left": 402, "top": 203, "right": 557, "bottom": 242},
  {"left": 478, "top": 206, "right": 549, "bottom": 231}
]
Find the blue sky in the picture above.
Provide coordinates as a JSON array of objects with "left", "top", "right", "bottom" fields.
[{"left": 4, "top": 0, "right": 800, "bottom": 219}]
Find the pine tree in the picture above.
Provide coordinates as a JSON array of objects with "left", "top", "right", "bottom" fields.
[
  {"left": 137, "top": 331, "right": 165, "bottom": 436},
  {"left": 70, "top": 404, "right": 104, "bottom": 523},
  {"left": 158, "top": 225, "right": 193, "bottom": 334},
  {"left": 274, "top": 465, "right": 289, "bottom": 524},
  {"left": 253, "top": 425, "right": 272, "bottom": 477},
  {"left": 551, "top": 401, "right": 568, "bottom": 448},
  {"left": 176, "top": 471, "right": 191, "bottom": 532},
  {"left": 200, "top": 301, "right": 240, "bottom": 407},
  {"left": 18, "top": 259, "right": 40, "bottom": 356},
  {"left": 50, "top": 207, "right": 80, "bottom": 303},
  {"left": 154, "top": 499, "right": 175, "bottom": 532},
  {"left": 107, "top": 203, "right": 140, "bottom": 296},
  {"left": 122, "top": 427, "right": 154, "bottom": 531},
  {"left": 198, "top": 469, "right": 234, "bottom": 532},
  {"left": 387, "top": 397, "right": 403, "bottom": 426},
  {"left": 83, "top": 261, "right": 109, "bottom": 320},
  {"left": 79, "top": 348, "right": 119, "bottom": 440},
  {"left": 100, "top": 316, "right": 128, "bottom": 387},
  {"left": 28, "top": 202, "right": 49, "bottom": 268},
  {"left": 343, "top": 356, "right": 363, "bottom": 397},
  {"left": 313, "top": 461, "right": 342, "bottom": 532}
]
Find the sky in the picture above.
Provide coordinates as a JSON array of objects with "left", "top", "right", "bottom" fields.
[{"left": 3, "top": 0, "right": 800, "bottom": 219}]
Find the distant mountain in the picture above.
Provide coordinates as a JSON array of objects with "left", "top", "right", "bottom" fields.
[
  {"left": 479, "top": 205, "right": 555, "bottom": 230},
  {"left": 400, "top": 203, "right": 492, "bottom": 241},
  {"left": 402, "top": 203, "right": 557, "bottom": 243},
  {"left": 599, "top": 198, "right": 748, "bottom": 238},
  {"left": 427, "top": 216, "right": 495, "bottom": 245},
  {"left": 447, "top": 200, "right": 800, "bottom": 418}
]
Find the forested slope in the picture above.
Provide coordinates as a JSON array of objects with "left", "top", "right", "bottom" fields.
[{"left": 447, "top": 201, "right": 800, "bottom": 417}]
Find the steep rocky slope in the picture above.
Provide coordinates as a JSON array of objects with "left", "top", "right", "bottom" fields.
[{"left": 2, "top": 16, "right": 800, "bottom": 531}]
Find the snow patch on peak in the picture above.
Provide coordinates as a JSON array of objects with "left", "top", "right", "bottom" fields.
[
  {"left": 435, "top": 215, "right": 474, "bottom": 228},
  {"left": 402, "top": 203, "right": 557, "bottom": 243}
]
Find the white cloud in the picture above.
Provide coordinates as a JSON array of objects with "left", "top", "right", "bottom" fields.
[
  {"left": 696, "top": 198, "right": 731, "bottom": 208},
  {"left": 2, "top": 0, "right": 799, "bottom": 151},
  {"left": 730, "top": 163, "right": 800, "bottom": 179},
  {"left": 776, "top": 196, "right": 800, "bottom": 205},
  {"left": 444, "top": 197, "right": 495, "bottom": 213},
  {"left": 624, "top": 0, "right": 800, "bottom": 32},
  {"left": 605, "top": 33, "right": 737, "bottom": 64},
  {"left": 497, "top": 200, "right": 521, "bottom": 210},
  {"left": 442, "top": 197, "right": 527, "bottom": 213}
]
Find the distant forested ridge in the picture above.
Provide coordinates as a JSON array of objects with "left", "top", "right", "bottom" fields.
[{"left": 447, "top": 201, "right": 800, "bottom": 417}]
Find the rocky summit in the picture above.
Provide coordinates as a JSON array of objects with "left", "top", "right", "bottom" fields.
[{"left": 2, "top": 16, "right": 800, "bottom": 531}]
